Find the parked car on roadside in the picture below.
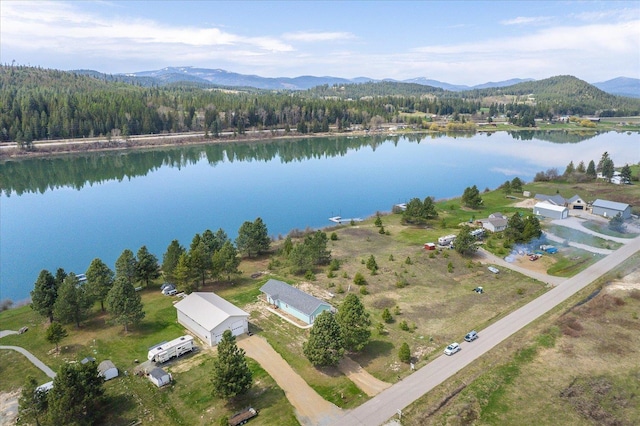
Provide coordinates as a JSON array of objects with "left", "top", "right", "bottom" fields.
[
  {"left": 464, "top": 330, "right": 478, "bottom": 342},
  {"left": 444, "top": 342, "right": 461, "bottom": 355}
]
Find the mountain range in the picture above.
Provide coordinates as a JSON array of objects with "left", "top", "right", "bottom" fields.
[{"left": 71, "top": 66, "right": 640, "bottom": 98}]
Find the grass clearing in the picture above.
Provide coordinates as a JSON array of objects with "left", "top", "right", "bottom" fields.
[
  {"left": 547, "top": 224, "right": 622, "bottom": 249},
  {"left": 400, "top": 254, "right": 640, "bottom": 425},
  {"left": 582, "top": 220, "right": 639, "bottom": 238}
]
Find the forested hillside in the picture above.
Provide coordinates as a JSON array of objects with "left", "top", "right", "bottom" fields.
[{"left": 1, "top": 66, "right": 638, "bottom": 144}]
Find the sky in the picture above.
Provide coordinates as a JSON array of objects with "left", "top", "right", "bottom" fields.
[{"left": 1, "top": 1, "right": 639, "bottom": 85}]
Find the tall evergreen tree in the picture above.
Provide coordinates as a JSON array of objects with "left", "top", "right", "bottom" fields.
[
  {"left": 586, "top": 160, "right": 597, "bottom": 178},
  {"left": 236, "top": 217, "right": 270, "bottom": 258},
  {"left": 106, "top": 277, "right": 145, "bottom": 332},
  {"left": 18, "top": 376, "right": 48, "bottom": 426},
  {"left": 162, "top": 239, "right": 185, "bottom": 283},
  {"left": 455, "top": 225, "right": 478, "bottom": 256},
  {"left": 510, "top": 177, "right": 523, "bottom": 193},
  {"left": 31, "top": 269, "right": 58, "bottom": 322},
  {"left": 189, "top": 239, "right": 212, "bottom": 289},
  {"left": 53, "top": 274, "right": 92, "bottom": 328},
  {"left": 85, "top": 258, "right": 114, "bottom": 311},
  {"left": 46, "top": 321, "right": 68, "bottom": 353},
  {"left": 505, "top": 213, "right": 525, "bottom": 242},
  {"left": 211, "top": 240, "right": 240, "bottom": 282},
  {"left": 620, "top": 164, "right": 632, "bottom": 183},
  {"left": 48, "top": 361, "right": 105, "bottom": 426},
  {"left": 115, "top": 249, "right": 137, "bottom": 285},
  {"left": 211, "top": 330, "right": 252, "bottom": 399},
  {"left": 303, "top": 311, "right": 344, "bottom": 367},
  {"left": 136, "top": 245, "right": 160, "bottom": 287},
  {"left": 174, "top": 252, "right": 195, "bottom": 293},
  {"left": 336, "top": 294, "right": 371, "bottom": 352},
  {"left": 461, "top": 185, "right": 483, "bottom": 208}
]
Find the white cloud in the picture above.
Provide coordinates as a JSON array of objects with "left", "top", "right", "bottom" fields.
[
  {"left": 501, "top": 16, "right": 552, "bottom": 25},
  {"left": 282, "top": 31, "right": 355, "bottom": 42}
]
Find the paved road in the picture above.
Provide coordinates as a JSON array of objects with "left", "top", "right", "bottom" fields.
[
  {"left": 0, "top": 345, "right": 56, "bottom": 379},
  {"left": 551, "top": 217, "right": 632, "bottom": 244},
  {"left": 335, "top": 235, "right": 640, "bottom": 425},
  {"left": 237, "top": 335, "right": 342, "bottom": 426}
]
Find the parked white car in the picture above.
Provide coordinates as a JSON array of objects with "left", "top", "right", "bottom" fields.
[{"left": 444, "top": 342, "right": 461, "bottom": 356}]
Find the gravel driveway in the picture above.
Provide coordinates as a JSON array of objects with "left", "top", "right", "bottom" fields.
[{"left": 237, "top": 335, "right": 343, "bottom": 426}]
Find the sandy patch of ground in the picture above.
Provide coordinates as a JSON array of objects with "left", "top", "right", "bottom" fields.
[
  {"left": 604, "top": 270, "right": 640, "bottom": 293},
  {"left": 513, "top": 198, "right": 538, "bottom": 208},
  {"left": 510, "top": 253, "right": 554, "bottom": 274},
  {"left": 0, "top": 389, "right": 20, "bottom": 426}
]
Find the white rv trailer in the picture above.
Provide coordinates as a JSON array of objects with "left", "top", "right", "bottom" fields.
[
  {"left": 438, "top": 234, "right": 457, "bottom": 246},
  {"left": 147, "top": 335, "right": 194, "bottom": 363}
]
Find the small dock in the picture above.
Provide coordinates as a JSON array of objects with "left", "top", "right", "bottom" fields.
[{"left": 329, "top": 216, "right": 363, "bottom": 224}]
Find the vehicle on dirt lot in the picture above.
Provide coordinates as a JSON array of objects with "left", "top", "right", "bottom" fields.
[
  {"left": 229, "top": 407, "right": 258, "bottom": 426},
  {"left": 464, "top": 330, "right": 478, "bottom": 342},
  {"left": 529, "top": 254, "right": 540, "bottom": 261},
  {"left": 488, "top": 266, "right": 500, "bottom": 274},
  {"left": 444, "top": 342, "right": 461, "bottom": 355}
]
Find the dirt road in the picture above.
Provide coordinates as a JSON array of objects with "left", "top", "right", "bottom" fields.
[
  {"left": 335, "top": 235, "right": 640, "bottom": 425},
  {"left": 237, "top": 335, "right": 343, "bottom": 426},
  {"left": 337, "top": 357, "right": 390, "bottom": 397}
]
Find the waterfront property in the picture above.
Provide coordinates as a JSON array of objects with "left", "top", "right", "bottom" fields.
[
  {"left": 175, "top": 292, "right": 249, "bottom": 346},
  {"left": 260, "top": 279, "right": 333, "bottom": 325},
  {"left": 591, "top": 199, "right": 632, "bottom": 219}
]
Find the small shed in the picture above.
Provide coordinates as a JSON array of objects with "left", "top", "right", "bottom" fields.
[
  {"left": 148, "top": 367, "right": 171, "bottom": 387},
  {"left": 98, "top": 360, "right": 118, "bottom": 381},
  {"left": 592, "top": 199, "right": 631, "bottom": 219},
  {"left": 534, "top": 202, "right": 568, "bottom": 220},
  {"left": 424, "top": 242, "right": 436, "bottom": 250},
  {"left": 260, "top": 279, "right": 333, "bottom": 325}
]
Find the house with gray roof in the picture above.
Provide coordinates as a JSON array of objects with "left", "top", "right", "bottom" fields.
[
  {"left": 534, "top": 193, "right": 566, "bottom": 206},
  {"left": 260, "top": 279, "right": 333, "bottom": 325},
  {"left": 592, "top": 199, "right": 631, "bottom": 219}
]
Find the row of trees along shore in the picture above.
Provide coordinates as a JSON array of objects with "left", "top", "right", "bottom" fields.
[{"left": 3, "top": 66, "right": 640, "bottom": 146}]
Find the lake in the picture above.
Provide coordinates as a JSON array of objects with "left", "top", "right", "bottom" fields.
[{"left": 1, "top": 130, "right": 638, "bottom": 302}]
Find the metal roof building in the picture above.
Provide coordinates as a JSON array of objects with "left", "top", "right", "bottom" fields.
[
  {"left": 592, "top": 199, "right": 631, "bottom": 219},
  {"left": 175, "top": 292, "right": 249, "bottom": 346}
]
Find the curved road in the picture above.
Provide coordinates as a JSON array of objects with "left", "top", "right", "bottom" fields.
[
  {"left": 0, "top": 345, "right": 56, "bottom": 379},
  {"left": 335, "top": 235, "right": 640, "bottom": 425}
]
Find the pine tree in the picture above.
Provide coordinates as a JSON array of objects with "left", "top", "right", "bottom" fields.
[
  {"left": 455, "top": 226, "right": 478, "bottom": 256},
  {"left": 336, "top": 294, "right": 371, "bottom": 352},
  {"left": 398, "top": 342, "right": 411, "bottom": 363},
  {"left": 85, "top": 258, "right": 114, "bottom": 311},
  {"left": 46, "top": 321, "right": 68, "bottom": 353},
  {"left": 211, "top": 240, "right": 240, "bottom": 282},
  {"left": 303, "top": 311, "right": 344, "bottom": 366},
  {"left": 115, "top": 249, "right": 137, "bottom": 285},
  {"left": 136, "top": 245, "right": 160, "bottom": 287},
  {"left": 211, "top": 330, "right": 252, "bottom": 399},
  {"left": 586, "top": 160, "right": 597, "bottom": 178},
  {"left": 162, "top": 239, "right": 185, "bottom": 283},
  {"left": 18, "top": 376, "right": 48, "bottom": 426},
  {"left": 48, "top": 362, "right": 105, "bottom": 425},
  {"left": 53, "top": 274, "right": 92, "bottom": 328},
  {"left": 510, "top": 177, "right": 523, "bottom": 193},
  {"left": 106, "top": 277, "right": 145, "bottom": 332},
  {"left": 31, "top": 269, "right": 58, "bottom": 322}
]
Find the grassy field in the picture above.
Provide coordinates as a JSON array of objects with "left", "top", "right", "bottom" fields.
[
  {"left": 2, "top": 177, "right": 638, "bottom": 425},
  {"left": 400, "top": 254, "right": 640, "bottom": 426}
]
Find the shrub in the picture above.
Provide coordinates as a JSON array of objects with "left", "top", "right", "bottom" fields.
[
  {"left": 405, "top": 257, "right": 412, "bottom": 265},
  {"left": 382, "top": 308, "right": 393, "bottom": 323},
  {"left": 305, "top": 270, "right": 316, "bottom": 281},
  {"left": 330, "top": 232, "right": 338, "bottom": 241},
  {"left": 394, "top": 305, "right": 401, "bottom": 315},
  {"left": 353, "top": 272, "right": 367, "bottom": 286},
  {"left": 399, "top": 342, "right": 411, "bottom": 363},
  {"left": 428, "top": 252, "right": 436, "bottom": 259},
  {"left": 359, "top": 286, "right": 369, "bottom": 295},
  {"left": 388, "top": 254, "right": 394, "bottom": 261},
  {"left": 447, "top": 261, "right": 454, "bottom": 273},
  {"left": 336, "top": 284, "right": 345, "bottom": 294},
  {"left": 327, "top": 270, "right": 335, "bottom": 278},
  {"left": 376, "top": 322, "right": 385, "bottom": 335},
  {"left": 395, "top": 278, "right": 408, "bottom": 288},
  {"left": 399, "top": 320, "right": 410, "bottom": 331}
]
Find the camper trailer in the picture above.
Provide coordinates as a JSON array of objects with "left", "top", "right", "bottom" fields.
[
  {"left": 438, "top": 234, "right": 456, "bottom": 246},
  {"left": 147, "top": 335, "right": 194, "bottom": 363}
]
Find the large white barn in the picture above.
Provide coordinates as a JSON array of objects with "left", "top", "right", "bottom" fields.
[{"left": 175, "top": 292, "right": 249, "bottom": 346}]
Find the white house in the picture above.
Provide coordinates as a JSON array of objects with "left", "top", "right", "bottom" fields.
[
  {"left": 534, "top": 202, "right": 568, "bottom": 220},
  {"left": 148, "top": 367, "right": 171, "bottom": 387},
  {"left": 98, "top": 360, "right": 118, "bottom": 381},
  {"left": 480, "top": 217, "right": 508, "bottom": 232},
  {"left": 174, "top": 292, "right": 249, "bottom": 346}
]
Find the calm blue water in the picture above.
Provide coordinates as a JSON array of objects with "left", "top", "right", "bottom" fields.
[{"left": 1, "top": 131, "right": 638, "bottom": 302}]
